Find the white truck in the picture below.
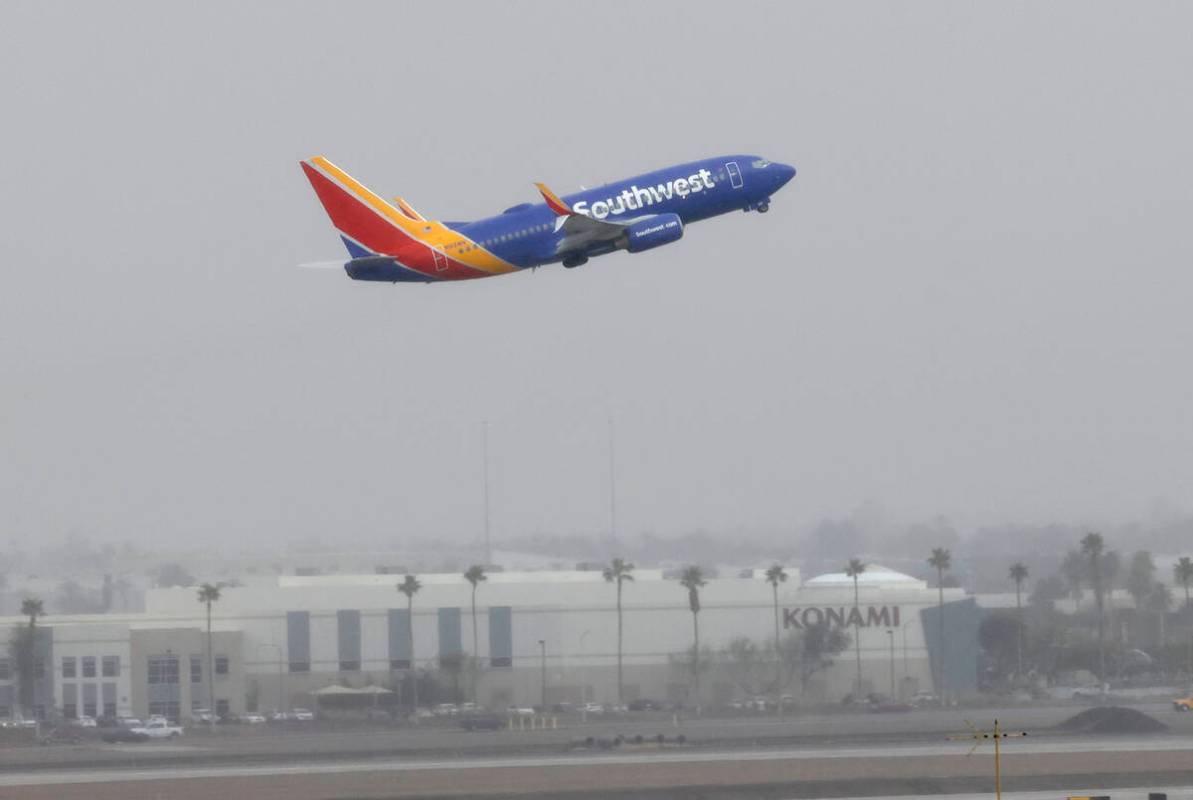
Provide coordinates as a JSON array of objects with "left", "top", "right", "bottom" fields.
[{"left": 132, "top": 718, "right": 183, "bottom": 739}]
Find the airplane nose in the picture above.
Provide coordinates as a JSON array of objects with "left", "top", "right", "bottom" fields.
[{"left": 774, "top": 163, "right": 796, "bottom": 188}]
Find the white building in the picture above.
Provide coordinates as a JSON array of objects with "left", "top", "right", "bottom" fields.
[{"left": 2, "top": 565, "right": 979, "bottom": 720}]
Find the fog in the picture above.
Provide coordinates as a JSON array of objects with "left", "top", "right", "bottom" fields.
[{"left": 3, "top": 1, "right": 1193, "bottom": 555}]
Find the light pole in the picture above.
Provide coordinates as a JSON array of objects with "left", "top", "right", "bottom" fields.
[
  {"left": 886, "top": 630, "right": 895, "bottom": 698},
  {"left": 578, "top": 630, "right": 591, "bottom": 722},
  {"left": 902, "top": 619, "right": 914, "bottom": 683},
  {"left": 538, "top": 640, "right": 547, "bottom": 710},
  {"left": 482, "top": 421, "right": 491, "bottom": 567}
]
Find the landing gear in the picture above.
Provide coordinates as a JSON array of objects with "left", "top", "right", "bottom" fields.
[
  {"left": 562, "top": 254, "right": 588, "bottom": 269},
  {"left": 757, "top": 202, "right": 770, "bottom": 213}
]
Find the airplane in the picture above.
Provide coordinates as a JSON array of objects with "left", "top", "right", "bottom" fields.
[{"left": 300, "top": 154, "right": 796, "bottom": 283}]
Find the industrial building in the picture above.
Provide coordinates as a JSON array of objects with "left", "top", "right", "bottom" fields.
[{"left": 0, "top": 565, "right": 979, "bottom": 720}]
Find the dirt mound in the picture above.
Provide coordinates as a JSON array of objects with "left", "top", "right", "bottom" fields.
[{"left": 1057, "top": 706, "right": 1168, "bottom": 734}]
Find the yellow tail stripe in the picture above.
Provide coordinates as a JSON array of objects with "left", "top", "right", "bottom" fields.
[{"left": 311, "top": 156, "right": 517, "bottom": 275}]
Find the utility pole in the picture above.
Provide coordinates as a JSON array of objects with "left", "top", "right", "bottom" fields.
[
  {"left": 538, "top": 640, "right": 547, "bottom": 709},
  {"left": 482, "top": 421, "right": 491, "bottom": 567},
  {"left": 607, "top": 415, "right": 617, "bottom": 548},
  {"left": 887, "top": 629, "right": 895, "bottom": 698}
]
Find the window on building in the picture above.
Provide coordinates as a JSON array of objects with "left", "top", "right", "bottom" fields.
[
  {"left": 190, "top": 655, "right": 202, "bottom": 683},
  {"left": 147, "top": 655, "right": 179, "bottom": 685},
  {"left": 103, "top": 702, "right": 116, "bottom": 718},
  {"left": 81, "top": 657, "right": 96, "bottom": 678},
  {"left": 215, "top": 656, "right": 229, "bottom": 676},
  {"left": 339, "top": 660, "right": 360, "bottom": 672},
  {"left": 0, "top": 659, "right": 10, "bottom": 680},
  {"left": 63, "top": 703, "right": 77, "bottom": 719},
  {"left": 215, "top": 699, "right": 229, "bottom": 716},
  {"left": 33, "top": 705, "right": 45, "bottom": 720},
  {"left": 288, "top": 661, "right": 309, "bottom": 673},
  {"left": 34, "top": 659, "right": 45, "bottom": 679},
  {"left": 389, "top": 658, "right": 410, "bottom": 670},
  {"left": 62, "top": 657, "right": 77, "bottom": 678},
  {"left": 0, "top": 705, "right": 9, "bottom": 718},
  {"left": 83, "top": 701, "right": 97, "bottom": 718},
  {"left": 102, "top": 656, "right": 119, "bottom": 678}
]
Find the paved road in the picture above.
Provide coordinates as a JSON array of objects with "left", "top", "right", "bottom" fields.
[
  {"left": 3, "top": 732, "right": 1193, "bottom": 799},
  {"left": 4, "top": 735, "right": 1193, "bottom": 786},
  {"left": 8, "top": 701, "right": 1188, "bottom": 772},
  {"left": 11, "top": 701, "right": 1193, "bottom": 767},
  {"left": 824, "top": 791, "right": 1193, "bottom": 800}
]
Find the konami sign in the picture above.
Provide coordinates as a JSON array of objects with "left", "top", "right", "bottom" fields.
[{"left": 783, "top": 606, "right": 902, "bottom": 630}]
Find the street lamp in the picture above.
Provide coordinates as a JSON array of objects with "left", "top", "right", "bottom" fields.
[
  {"left": 902, "top": 619, "right": 915, "bottom": 682},
  {"left": 886, "top": 630, "right": 895, "bottom": 698},
  {"left": 538, "top": 640, "right": 547, "bottom": 710}
]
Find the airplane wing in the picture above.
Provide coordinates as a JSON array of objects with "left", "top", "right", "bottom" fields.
[{"left": 534, "top": 182, "right": 634, "bottom": 253}]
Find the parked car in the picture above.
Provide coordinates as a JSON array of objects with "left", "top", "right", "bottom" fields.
[
  {"left": 507, "top": 705, "right": 536, "bottom": 717},
  {"left": 582, "top": 702, "right": 605, "bottom": 715},
  {"left": 72, "top": 715, "right": 98, "bottom": 728},
  {"left": 459, "top": 712, "right": 506, "bottom": 731},
  {"left": 191, "top": 708, "right": 217, "bottom": 724},
  {"left": 290, "top": 708, "right": 316, "bottom": 721},
  {"left": 242, "top": 713, "right": 267, "bottom": 724},
  {"left": 627, "top": 699, "right": 663, "bottom": 712},
  {"left": 116, "top": 716, "right": 143, "bottom": 728},
  {"left": 267, "top": 709, "right": 290, "bottom": 722},
  {"left": 552, "top": 702, "right": 576, "bottom": 714},
  {"left": 133, "top": 719, "right": 183, "bottom": 739},
  {"left": 1173, "top": 695, "right": 1193, "bottom": 712},
  {"left": 1072, "top": 683, "right": 1107, "bottom": 700},
  {"left": 38, "top": 727, "right": 82, "bottom": 745},
  {"left": 432, "top": 703, "right": 459, "bottom": 717},
  {"left": 102, "top": 727, "right": 150, "bottom": 743}
]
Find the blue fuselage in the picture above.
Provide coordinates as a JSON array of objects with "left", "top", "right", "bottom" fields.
[{"left": 450, "top": 155, "right": 796, "bottom": 269}]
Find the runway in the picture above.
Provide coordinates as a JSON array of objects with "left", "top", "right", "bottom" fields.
[{"left": 2, "top": 734, "right": 1192, "bottom": 799}]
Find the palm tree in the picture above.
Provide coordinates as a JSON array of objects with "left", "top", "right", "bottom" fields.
[
  {"left": 398, "top": 575, "right": 423, "bottom": 712},
  {"left": 679, "top": 566, "right": 706, "bottom": 713},
  {"left": 1146, "top": 581, "right": 1171, "bottom": 650},
  {"left": 602, "top": 558, "right": 635, "bottom": 704},
  {"left": 20, "top": 597, "right": 43, "bottom": 629},
  {"left": 927, "top": 548, "right": 951, "bottom": 701},
  {"left": 196, "top": 583, "right": 221, "bottom": 727},
  {"left": 463, "top": 565, "right": 487, "bottom": 703},
  {"left": 764, "top": 564, "right": 788, "bottom": 659},
  {"left": 768, "top": 567, "right": 787, "bottom": 710},
  {"left": 1008, "top": 562, "right": 1029, "bottom": 678},
  {"left": 1080, "top": 532, "right": 1106, "bottom": 690},
  {"left": 1175, "top": 556, "right": 1193, "bottom": 611},
  {"left": 16, "top": 597, "right": 44, "bottom": 717},
  {"left": 843, "top": 559, "right": 865, "bottom": 696}
]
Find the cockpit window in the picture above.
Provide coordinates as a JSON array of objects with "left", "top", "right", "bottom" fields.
[{"left": 751, "top": 159, "right": 770, "bottom": 168}]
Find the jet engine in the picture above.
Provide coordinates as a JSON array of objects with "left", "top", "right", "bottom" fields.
[{"left": 624, "top": 214, "right": 684, "bottom": 253}]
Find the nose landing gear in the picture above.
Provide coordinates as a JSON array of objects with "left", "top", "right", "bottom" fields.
[{"left": 745, "top": 197, "right": 772, "bottom": 213}]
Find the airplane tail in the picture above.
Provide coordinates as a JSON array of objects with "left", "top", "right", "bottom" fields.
[{"left": 300, "top": 156, "right": 428, "bottom": 257}]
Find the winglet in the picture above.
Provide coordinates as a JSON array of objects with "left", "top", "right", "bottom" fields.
[{"left": 535, "top": 182, "right": 573, "bottom": 216}]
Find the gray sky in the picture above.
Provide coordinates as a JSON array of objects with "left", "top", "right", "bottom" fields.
[{"left": 3, "top": 1, "right": 1193, "bottom": 553}]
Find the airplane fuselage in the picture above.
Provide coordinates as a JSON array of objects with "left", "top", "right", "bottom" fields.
[{"left": 301, "top": 154, "right": 796, "bottom": 282}]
